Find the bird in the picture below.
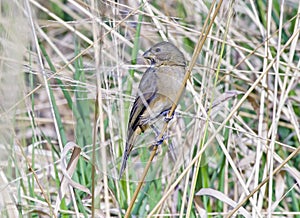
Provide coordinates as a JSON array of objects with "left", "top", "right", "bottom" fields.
[{"left": 119, "top": 41, "right": 186, "bottom": 179}]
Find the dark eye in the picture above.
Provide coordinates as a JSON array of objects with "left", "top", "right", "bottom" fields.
[{"left": 155, "top": 48, "right": 161, "bottom": 52}]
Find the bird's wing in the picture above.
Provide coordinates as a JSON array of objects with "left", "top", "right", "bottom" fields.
[
  {"left": 128, "top": 67, "right": 157, "bottom": 133},
  {"left": 119, "top": 92, "right": 156, "bottom": 177},
  {"left": 119, "top": 67, "right": 157, "bottom": 179}
]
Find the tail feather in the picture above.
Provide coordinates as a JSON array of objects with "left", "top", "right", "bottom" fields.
[
  {"left": 119, "top": 142, "right": 131, "bottom": 179},
  {"left": 119, "top": 130, "right": 136, "bottom": 179}
]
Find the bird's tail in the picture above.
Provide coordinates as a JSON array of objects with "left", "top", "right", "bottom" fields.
[
  {"left": 119, "top": 130, "right": 136, "bottom": 179},
  {"left": 119, "top": 142, "right": 131, "bottom": 179}
]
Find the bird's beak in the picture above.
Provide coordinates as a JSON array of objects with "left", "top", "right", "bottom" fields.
[{"left": 143, "top": 49, "right": 155, "bottom": 64}]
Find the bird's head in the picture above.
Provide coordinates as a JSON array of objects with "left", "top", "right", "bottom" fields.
[{"left": 143, "top": 41, "right": 186, "bottom": 67}]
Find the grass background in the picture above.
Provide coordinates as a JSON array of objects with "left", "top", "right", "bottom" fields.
[{"left": 0, "top": 0, "right": 300, "bottom": 217}]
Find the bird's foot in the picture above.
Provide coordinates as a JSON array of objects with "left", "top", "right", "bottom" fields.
[
  {"left": 164, "top": 114, "right": 174, "bottom": 122},
  {"left": 161, "top": 110, "right": 174, "bottom": 122},
  {"left": 156, "top": 137, "right": 165, "bottom": 146},
  {"left": 149, "top": 135, "right": 167, "bottom": 151}
]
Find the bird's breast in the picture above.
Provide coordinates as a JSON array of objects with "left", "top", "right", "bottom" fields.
[{"left": 155, "top": 66, "right": 185, "bottom": 103}]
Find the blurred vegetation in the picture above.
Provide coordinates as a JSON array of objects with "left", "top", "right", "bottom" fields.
[{"left": 0, "top": 0, "right": 299, "bottom": 217}]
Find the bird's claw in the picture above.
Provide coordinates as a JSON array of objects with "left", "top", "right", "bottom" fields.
[
  {"left": 156, "top": 133, "right": 168, "bottom": 145},
  {"left": 161, "top": 110, "right": 174, "bottom": 122},
  {"left": 156, "top": 138, "right": 164, "bottom": 146},
  {"left": 164, "top": 115, "right": 173, "bottom": 122},
  {"left": 149, "top": 135, "right": 167, "bottom": 151}
]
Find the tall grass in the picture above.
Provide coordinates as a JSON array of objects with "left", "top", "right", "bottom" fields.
[{"left": 1, "top": 0, "right": 300, "bottom": 217}]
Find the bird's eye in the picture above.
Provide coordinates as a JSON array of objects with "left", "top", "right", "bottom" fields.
[{"left": 155, "top": 48, "right": 161, "bottom": 52}]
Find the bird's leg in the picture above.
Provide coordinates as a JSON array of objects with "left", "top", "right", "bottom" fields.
[
  {"left": 149, "top": 125, "right": 176, "bottom": 161},
  {"left": 149, "top": 124, "right": 168, "bottom": 150},
  {"left": 151, "top": 124, "right": 167, "bottom": 145},
  {"left": 150, "top": 124, "right": 160, "bottom": 137}
]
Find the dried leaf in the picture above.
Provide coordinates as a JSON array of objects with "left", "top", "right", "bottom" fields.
[
  {"left": 271, "top": 171, "right": 285, "bottom": 211},
  {"left": 196, "top": 188, "right": 251, "bottom": 218},
  {"left": 54, "top": 142, "right": 91, "bottom": 215},
  {"left": 194, "top": 195, "right": 207, "bottom": 218}
]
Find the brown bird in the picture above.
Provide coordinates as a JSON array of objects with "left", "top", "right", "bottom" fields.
[{"left": 119, "top": 41, "right": 186, "bottom": 178}]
